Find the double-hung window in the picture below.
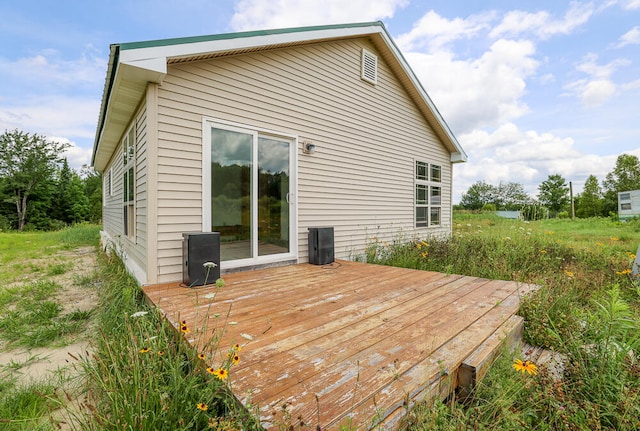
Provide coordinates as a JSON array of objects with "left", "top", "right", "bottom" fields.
[
  {"left": 415, "top": 161, "right": 442, "bottom": 227},
  {"left": 122, "top": 126, "right": 135, "bottom": 238}
]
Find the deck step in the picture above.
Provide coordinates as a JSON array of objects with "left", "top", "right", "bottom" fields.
[
  {"left": 457, "top": 314, "right": 524, "bottom": 399},
  {"left": 334, "top": 285, "right": 529, "bottom": 430}
]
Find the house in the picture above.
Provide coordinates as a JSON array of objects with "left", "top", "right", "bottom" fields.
[
  {"left": 618, "top": 190, "right": 640, "bottom": 221},
  {"left": 92, "top": 21, "right": 467, "bottom": 285}
]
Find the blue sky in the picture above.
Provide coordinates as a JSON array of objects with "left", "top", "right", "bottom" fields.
[{"left": 1, "top": 0, "right": 639, "bottom": 202}]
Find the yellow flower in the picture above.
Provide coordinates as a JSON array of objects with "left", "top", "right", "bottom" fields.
[
  {"left": 214, "top": 368, "right": 228, "bottom": 381},
  {"left": 596, "top": 242, "right": 604, "bottom": 246},
  {"left": 180, "top": 323, "right": 190, "bottom": 334},
  {"left": 611, "top": 237, "right": 619, "bottom": 241},
  {"left": 545, "top": 231, "right": 554, "bottom": 235},
  {"left": 512, "top": 359, "right": 538, "bottom": 375},
  {"left": 628, "top": 253, "right": 636, "bottom": 260},
  {"left": 564, "top": 270, "right": 574, "bottom": 278},
  {"left": 157, "top": 350, "right": 165, "bottom": 356},
  {"left": 421, "top": 251, "right": 428, "bottom": 258},
  {"left": 416, "top": 242, "right": 422, "bottom": 249},
  {"left": 139, "top": 347, "right": 151, "bottom": 353},
  {"left": 197, "top": 353, "right": 206, "bottom": 360},
  {"left": 616, "top": 269, "right": 632, "bottom": 275},
  {"left": 197, "top": 403, "right": 208, "bottom": 411},
  {"left": 539, "top": 250, "right": 547, "bottom": 254},
  {"left": 233, "top": 343, "right": 242, "bottom": 351},
  {"left": 206, "top": 367, "right": 216, "bottom": 375},
  {"left": 230, "top": 353, "right": 240, "bottom": 365}
]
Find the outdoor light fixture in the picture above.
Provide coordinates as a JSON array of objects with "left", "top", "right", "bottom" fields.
[{"left": 302, "top": 141, "right": 316, "bottom": 154}]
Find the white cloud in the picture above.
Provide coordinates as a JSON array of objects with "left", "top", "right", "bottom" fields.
[
  {"left": 395, "top": 10, "right": 494, "bottom": 52},
  {"left": 50, "top": 136, "right": 94, "bottom": 170},
  {"left": 404, "top": 38, "right": 538, "bottom": 134},
  {"left": 489, "top": 1, "right": 593, "bottom": 40},
  {"left": 623, "top": 0, "right": 640, "bottom": 9},
  {"left": 564, "top": 53, "right": 630, "bottom": 107},
  {"left": 229, "top": 0, "right": 408, "bottom": 31},
  {"left": 615, "top": 26, "right": 640, "bottom": 48},
  {"left": 453, "top": 124, "right": 621, "bottom": 201}
]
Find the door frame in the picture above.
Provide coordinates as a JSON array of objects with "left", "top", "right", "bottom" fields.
[{"left": 202, "top": 117, "right": 298, "bottom": 270}]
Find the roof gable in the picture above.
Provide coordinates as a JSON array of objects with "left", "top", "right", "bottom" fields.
[{"left": 92, "top": 21, "right": 466, "bottom": 171}]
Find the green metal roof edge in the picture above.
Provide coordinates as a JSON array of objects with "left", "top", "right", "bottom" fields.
[{"left": 118, "top": 21, "right": 384, "bottom": 51}]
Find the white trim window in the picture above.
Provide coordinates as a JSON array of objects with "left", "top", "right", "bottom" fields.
[
  {"left": 122, "top": 126, "right": 135, "bottom": 239},
  {"left": 415, "top": 160, "right": 441, "bottom": 227}
]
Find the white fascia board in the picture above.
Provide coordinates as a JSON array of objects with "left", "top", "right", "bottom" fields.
[{"left": 118, "top": 24, "right": 384, "bottom": 65}]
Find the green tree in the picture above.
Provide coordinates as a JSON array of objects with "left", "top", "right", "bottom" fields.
[
  {"left": 603, "top": 154, "right": 640, "bottom": 215},
  {"left": 0, "top": 130, "right": 68, "bottom": 230},
  {"left": 496, "top": 181, "right": 530, "bottom": 210},
  {"left": 538, "top": 174, "right": 569, "bottom": 217},
  {"left": 576, "top": 175, "right": 603, "bottom": 218},
  {"left": 80, "top": 165, "right": 102, "bottom": 223},
  {"left": 52, "top": 158, "right": 73, "bottom": 223},
  {"left": 52, "top": 159, "right": 91, "bottom": 224},
  {"left": 460, "top": 181, "right": 496, "bottom": 210}
]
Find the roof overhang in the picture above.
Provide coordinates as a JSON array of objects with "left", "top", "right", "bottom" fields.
[{"left": 92, "top": 21, "right": 466, "bottom": 171}]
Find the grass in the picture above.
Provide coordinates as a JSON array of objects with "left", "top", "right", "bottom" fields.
[
  {"left": 0, "top": 223, "right": 100, "bottom": 284},
  {"left": 0, "top": 224, "right": 101, "bottom": 430},
  {"left": 74, "top": 249, "right": 261, "bottom": 430},
  {"left": 364, "top": 212, "right": 640, "bottom": 430}
]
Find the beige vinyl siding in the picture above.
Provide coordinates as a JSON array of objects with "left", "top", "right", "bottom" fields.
[
  {"left": 101, "top": 102, "right": 149, "bottom": 281},
  {"left": 155, "top": 37, "right": 452, "bottom": 281}
]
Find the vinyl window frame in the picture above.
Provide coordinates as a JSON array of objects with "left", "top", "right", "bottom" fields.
[
  {"left": 122, "top": 125, "right": 136, "bottom": 240},
  {"left": 415, "top": 160, "right": 442, "bottom": 228}
]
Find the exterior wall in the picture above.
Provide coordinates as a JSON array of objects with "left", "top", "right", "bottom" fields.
[
  {"left": 618, "top": 190, "right": 640, "bottom": 220},
  {"left": 101, "top": 99, "right": 150, "bottom": 284},
  {"left": 154, "top": 37, "right": 453, "bottom": 283}
]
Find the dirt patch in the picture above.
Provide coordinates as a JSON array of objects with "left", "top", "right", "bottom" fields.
[{"left": 0, "top": 245, "right": 99, "bottom": 428}]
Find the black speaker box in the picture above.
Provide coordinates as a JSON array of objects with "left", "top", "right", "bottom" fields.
[
  {"left": 182, "top": 232, "right": 221, "bottom": 286},
  {"left": 308, "top": 227, "right": 334, "bottom": 265}
]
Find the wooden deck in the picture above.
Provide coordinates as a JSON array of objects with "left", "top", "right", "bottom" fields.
[{"left": 142, "top": 261, "right": 536, "bottom": 430}]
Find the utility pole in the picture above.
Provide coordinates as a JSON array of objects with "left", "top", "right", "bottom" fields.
[{"left": 570, "top": 181, "right": 575, "bottom": 220}]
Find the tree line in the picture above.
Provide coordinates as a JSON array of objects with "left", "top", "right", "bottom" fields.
[
  {"left": 0, "top": 129, "right": 101, "bottom": 231},
  {"left": 458, "top": 154, "right": 640, "bottom": 219}
]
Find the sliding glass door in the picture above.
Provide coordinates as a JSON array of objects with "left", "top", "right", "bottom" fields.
[{"left": 206, "top": 122, "right": 295, "bottom": 266}]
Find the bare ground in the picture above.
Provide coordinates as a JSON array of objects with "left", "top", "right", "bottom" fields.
[{"left": 0, "top": 245, "right": 99, "bottom": 429}]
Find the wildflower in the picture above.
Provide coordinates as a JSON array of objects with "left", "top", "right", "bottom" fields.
[
  {"left": 157, "top": 350, "right": 165, "bottom": 356},
  {"left": 512, "top": 359, "right": 538, "bottom": 375},
  {"left": 215, "top": 278, "right": 225, "bottom": 288},
  {"left": 421, "top": 251, "right": 428, "bottom": 258},
  {"left": 539, "top": 250, "right": 547, "bottom": 254},
  {"left": 139, "top": 347, "right": 151, "bottom": 353},
  {"left": 233, "top": 343, "right": 242, "bottom": 351},
  {"left": 628, "top": 253, "right": 636, "bottom": 260},
  {"left": 197, "top": 403, "right": 208, "bottom": 411},
  {"left": 416, "top": 242, "right": 422, "bottom": 249},
  {"left": 545, "top": 231, "right": 554, "bottom": 235},
  {"left": 611, "top": 237, "right": 619, "bottom": 241},
  {"left": 198, "top": 353, "right": 206, "bottom": 360},
  {"left": 564, "top": 270, "right": 574, "bottom": 278},
  {"left": 229, "top": 353, "right": 240, "bottom": 365},
  {"left": 616, "top": 269, "right": 632, "bottom": 275},
  {"left": 206, "top": 367, "right": 216, "bottom": 375},
  {"left": 203, "top": 261, "right": 217, "bottom": 269},
  {"left": 180, "top": 322, "right": 190, "bottom": 334},
  {"left": 130, "top": 311, "right": 148, "bottom": 318},
  {"left": 214, "top": 368, "right": 228, "bottom": 381}
]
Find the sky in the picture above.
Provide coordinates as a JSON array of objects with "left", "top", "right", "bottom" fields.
[{"left": 1, "top": 0, "right": 639, "bottom": 203}]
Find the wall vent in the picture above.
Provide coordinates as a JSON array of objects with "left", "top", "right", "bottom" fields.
[{"left": 361, "top": 48, "right": 378, "bottom": 84}]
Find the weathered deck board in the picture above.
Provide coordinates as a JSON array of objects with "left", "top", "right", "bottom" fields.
[{"left": 142, "top": 260, "right": 535, "bottom": 430}]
